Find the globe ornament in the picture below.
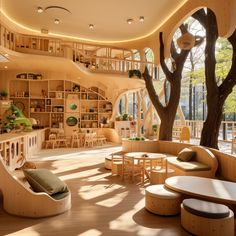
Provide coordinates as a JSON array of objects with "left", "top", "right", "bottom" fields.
[{"left": 177, "top": 33, "right": 195, "bottom": 50}]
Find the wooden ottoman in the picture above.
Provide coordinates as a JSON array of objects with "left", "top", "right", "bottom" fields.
[
  {"left": 181, "top": 198, "right": 234, "bottom": 236},
  {"left": 104, "top": 156, "right": 112, "bottom": 170},
  {"left": 150, "top": 168, "right": 175, "bottom": 184},
  {"left": 145, "top": 184, "right": 182, "bottom": 215}
]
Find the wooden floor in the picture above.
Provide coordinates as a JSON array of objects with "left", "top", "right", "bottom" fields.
[{"left": 0, "top": 144, "right": 215, "bottom": 235}]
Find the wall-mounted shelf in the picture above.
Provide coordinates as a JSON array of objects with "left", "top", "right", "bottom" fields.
[{"left": 9, "top": 79, "right": 113, "bottom": 134}]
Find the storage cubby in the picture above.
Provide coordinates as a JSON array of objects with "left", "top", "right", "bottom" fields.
[{"left": 9, "top": 78, "right": 113, "bottom": 133}]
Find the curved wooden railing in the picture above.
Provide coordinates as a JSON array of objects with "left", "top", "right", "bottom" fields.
[
  {"left": 0, "top": 23, "right": 158, "bottom": 78},
  {"left": 175, "top": 120, "right": 236, "bottom": 142}
]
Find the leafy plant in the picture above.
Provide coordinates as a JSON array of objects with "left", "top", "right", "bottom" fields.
[
  {"left": 0, "top": 90, "right": 8, "bottom": 98},
  {"left": 122, "top": 113, "right": 129, "bottom": 121},
  {"left": 128, "top": 69, "right": 142, "bottom": 79}
]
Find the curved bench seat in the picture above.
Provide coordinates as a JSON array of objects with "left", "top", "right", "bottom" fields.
[{"left": 0, "top": 158, "right": 71, "bottom": 218}]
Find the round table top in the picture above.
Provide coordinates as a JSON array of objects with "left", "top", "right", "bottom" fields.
[
  {"left": 165, "top": 176, "right": 236, "bottom": 204},
  {"left": 124, "top": 152, "right": 166, "bottom": 160}
]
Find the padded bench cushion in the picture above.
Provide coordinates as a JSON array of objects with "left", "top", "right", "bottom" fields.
[
  {"left": 183, "top": 198, "right": 230, "bottom": 219},
  {"left": 167, "top": 157, "right": 211, "bottom": 171}
]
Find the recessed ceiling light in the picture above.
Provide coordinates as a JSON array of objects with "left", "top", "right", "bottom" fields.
[
  {"left": 4, "top": 66, "right": 8, "bottom": 69},
  {"left": 37, "top": 7, "right": 44, "bottom": 13},
  {"left": 54, "top": 19, "right": 60, "bottom": 24},
  {"left": 89, "top": 24, "right": 94, "bottom": 29},
  {"left": 127, "top": 18, "right": 133, "bottom": 25},
  {"left": 4, "top": 53, "right": 8, "bottom": 57},
  {"left": 139, "top": 16, "right": 145, "bottom": 23}
]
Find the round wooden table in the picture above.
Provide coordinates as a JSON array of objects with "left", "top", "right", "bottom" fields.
[{"left": 124, "top": 152, "right": 166, "bottom": 183}]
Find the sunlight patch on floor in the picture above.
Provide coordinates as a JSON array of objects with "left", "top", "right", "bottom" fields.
[
  {"left": 78, "top": 229, "right": 102, "bottom": 236},
  {"left": 96, "top": 191, "right": 129, "bottom": 208},
  {"left": 79, "top": 183, "right": 125, "bottom": 200}
]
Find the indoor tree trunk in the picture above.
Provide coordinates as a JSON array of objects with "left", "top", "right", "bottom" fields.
[
  {"left": 200, "top": 97, "right": 224, "bottom": 149},
  {"left": 158, "top": 112, "right": 176, "bottom": 140}
]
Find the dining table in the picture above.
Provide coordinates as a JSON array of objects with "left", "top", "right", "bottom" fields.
[{"left": 124, "top": 152, "right": 166, "bottom": 183}]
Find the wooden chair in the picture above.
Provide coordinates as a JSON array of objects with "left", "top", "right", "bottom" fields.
[
  {"left": 111, "top": 151, "right": 124, "bottom": 175},
  {"left": 45, "top": 133, "right": 57, "bottom": 149},
  {"left": 96, "top": 134, "right": 107, "bottom": 146},
  {"left": 84, "top": 133, "right": 97, "bottom": 148},
  {"left": 121, "top": 155, "right": 142, "bottom": 182},
  {"left": 71, "top": 131, "right": 80, "bottom": 148}
]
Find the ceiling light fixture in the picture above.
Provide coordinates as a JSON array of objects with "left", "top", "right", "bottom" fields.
[
  {"left": 54, "top": 19, "right": 60, "bottom": 24},
  {"left": 4, "top": 66, "right": 8, "bottom": 69},
  {"left": 37, "top": 7, "right": 44, "bottom": 13},
  {"left": 127, "top": 18, "right": 133, "bottom": 25},
  {"left": 139, "top": 16, "right": 145, "bottom": 23},
  {"left": 89, "top": 24, "right": 94, "bottom": 29}
]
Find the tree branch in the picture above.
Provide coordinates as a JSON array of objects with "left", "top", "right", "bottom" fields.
[
  {"left": 159, "top": 32, "right": 173, "bottom": 82},
  {"left": 219, "top": 29, "right": 236, "bottom": 99},
  {"left": 192, "top": 9, "right": 207, "bottom": 28},
  {"left": 142, "top": 66, "right": 165, "bottom": 113}
]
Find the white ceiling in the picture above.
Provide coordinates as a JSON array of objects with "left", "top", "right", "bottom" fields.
[{"left": 1, "top": 0, "right": 187, "bottom": 42}]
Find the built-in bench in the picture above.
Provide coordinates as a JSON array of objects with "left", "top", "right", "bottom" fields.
[
  {"left": 166, "top": 146, "right": 218, "bottom": 178},
  {"left": 122, "top": 140, "right": 218, "bottom": 178}
]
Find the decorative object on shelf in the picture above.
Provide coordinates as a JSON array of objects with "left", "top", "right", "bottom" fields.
[
  {"left": 56, "top": 92, "right": 63, "bottom": 99},
  {"left": 0, "top": 90, "right": 8, "bottom": 100},
  {"left": 41, "top": 89, "right": 47, "bottom": 98},
  {"left": 70, "top": 103, "right": 77, "bottom": 110},
  {"left": 128, "top": 69, "right": 142, "bottom": 79},
  {"left": 16, "top": 73, "right": 42, "bottom": 80},
  {"left": 66, "top": 116, "right": 78, "bottom": 126},
  {"left": 73, "top": 85, "right": 80, "bottom": 92}
]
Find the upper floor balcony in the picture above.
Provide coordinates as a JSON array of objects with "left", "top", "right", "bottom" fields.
[{"left": 0, "top": 23, "right": 158, "bottom": 79}]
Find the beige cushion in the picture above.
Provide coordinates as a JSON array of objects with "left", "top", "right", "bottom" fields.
[
  {"left": 145, "top": 184, "right": 181, "bottom": 199},
  {"left": 23, "top": 168, "right": 68, "bottom": 195},
  {"left": 177, "top": 148, "right": 196, "bottom": 162},
  {"left": 183, "top": 198, "right": 230, "bottom": 219},
  {"left": 167, "top": 158, "right": 210, "bottom": 171}
]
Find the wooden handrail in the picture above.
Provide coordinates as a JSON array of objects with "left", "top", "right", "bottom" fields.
[{"left": 0, "top": 22, "right": 158, "bottom": 78}]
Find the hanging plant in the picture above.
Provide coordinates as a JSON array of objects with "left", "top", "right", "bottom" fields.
[{"left": 128, "top": 69, "right": 142, "bottom": 79}]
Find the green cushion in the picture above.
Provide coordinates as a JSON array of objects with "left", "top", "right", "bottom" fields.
[
  {"left": 177, "top": 148, "right": 195, "bottom": 162},
  {"left": 167, "top": 158, "right": 211, "bottom": 171},
  {"left": 23, "top": 168, "right": 68, "bottom": 195}
]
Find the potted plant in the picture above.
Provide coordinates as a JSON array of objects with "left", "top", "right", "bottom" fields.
[
  {"left": 122, "top": 113, "right": 129, "bottom": 121},
  {"left": 0, "top": 90, "right": 8, "bottom": 100},
  {"left": 128, "top": 69, "right": 142, "bottom": 79}
]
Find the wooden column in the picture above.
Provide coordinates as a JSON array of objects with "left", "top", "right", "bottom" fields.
[
  {"left": 136, "top": 91, "right": 141, "bottom": 137},
  {"left": 125, "top": 94, "right": 129, "bottom": 114}
]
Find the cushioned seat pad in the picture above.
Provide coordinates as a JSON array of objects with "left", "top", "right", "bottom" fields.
[
  {"left": 145, "top": 184, "right": 181, "bottom": 199},
  {"left": 183, "top": 198, "right": 230, "bottom": 219},
  {"left": 167, "top": 158, "right": 210, "bottom": 171}
]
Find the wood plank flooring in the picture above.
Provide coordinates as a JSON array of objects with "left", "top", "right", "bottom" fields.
[{"left": 0, "top": 145, "right": 196, "bottom": 235}]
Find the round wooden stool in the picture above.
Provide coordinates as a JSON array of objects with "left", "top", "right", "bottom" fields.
[
  {"left": 145, "top": 184, "right": 182, "bottom": 215},
  {"left": 181, "top": 198, "right": 234, "bottom": 236},
  {"left": 150, "top": 168, "right": 175, "bottom": 184},
  {"left": 104, "top": 156, "right": 112, "bottom": 170}
]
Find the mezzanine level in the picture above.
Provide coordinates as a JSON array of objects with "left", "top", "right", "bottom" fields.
[{"left": 0, "top": 23, "right": 157, "bottom": 78}]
